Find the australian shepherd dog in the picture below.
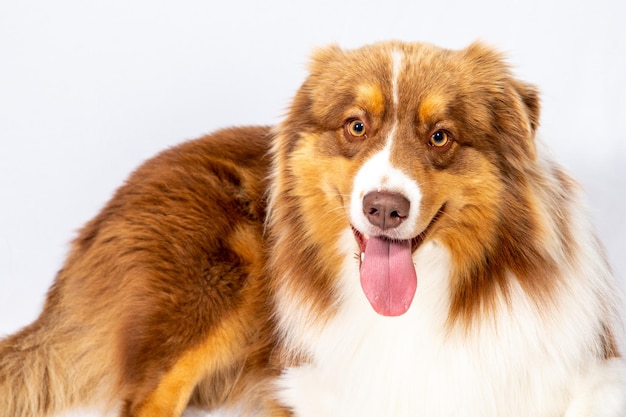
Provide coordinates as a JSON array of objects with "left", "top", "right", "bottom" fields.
[{"left": 1, "top": 41, "right": 625, "bottom": 417}]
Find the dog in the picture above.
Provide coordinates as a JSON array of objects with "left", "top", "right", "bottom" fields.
[{"left": 1, "top": 41, "right": 625, "bottom": 417}]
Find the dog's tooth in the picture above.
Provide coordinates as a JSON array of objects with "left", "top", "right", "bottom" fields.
[{"left": 361, "top": 252, "right": 365, "bottom": 262}]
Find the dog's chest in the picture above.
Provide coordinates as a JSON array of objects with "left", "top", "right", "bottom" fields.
[{"left": 274, "top": 240, "right": 580, "bottom": 417}]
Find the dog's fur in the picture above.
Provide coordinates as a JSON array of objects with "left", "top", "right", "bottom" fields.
[{"left": 1, "top": 41, "right": 625, "bottom": 417}]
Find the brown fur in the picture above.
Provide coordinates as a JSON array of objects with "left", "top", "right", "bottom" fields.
[
  {"left": 0, "top": 41, "right": 621, "bottom": 417},
  {"left": 0, "top": 126, "right": 287, "bottom": 416}
]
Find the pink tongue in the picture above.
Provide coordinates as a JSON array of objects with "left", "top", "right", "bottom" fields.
[{"left": 360, "top": 236, "right": 417, "bottom": 316}]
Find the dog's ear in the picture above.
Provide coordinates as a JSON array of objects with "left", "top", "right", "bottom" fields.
[
  {"left": 308, "top": 44, "right": 343, "bottom": 75},
  {"left": 277, "top": 45, "right": 345, "bottom": 153},
  {"left": 512, "top": 79, "right": 541, "bottom": 135},
  {"left": 462, "top": 42, "right": 542, "bottom": 162},
  {"left": 505, "top": 78, "right": 541, "bottom": 162},
  {"left": 462, "top": 42, "right": 541, "bottom": 135}
]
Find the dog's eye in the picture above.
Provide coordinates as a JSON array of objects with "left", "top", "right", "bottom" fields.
[
  {"left": 429, "top": 130, "right": 451, "bottom": 148},
  {"left": 345, "top": 119, "right": 367, "bottom": 139}
]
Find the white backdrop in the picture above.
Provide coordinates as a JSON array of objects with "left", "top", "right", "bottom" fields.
[{"left": 0, "top": 0, "right": 625, "bottom": 410}]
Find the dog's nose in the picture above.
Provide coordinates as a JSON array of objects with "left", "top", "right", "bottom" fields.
[{"left": 362, "top": 191, "right": 410, "bottom": 230}]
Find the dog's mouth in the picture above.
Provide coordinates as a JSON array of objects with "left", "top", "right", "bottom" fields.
[{"left": 351, "top": 205, "right": 444, "bottom": 317}]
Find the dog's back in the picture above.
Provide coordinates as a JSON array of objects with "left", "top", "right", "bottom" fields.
[{"left": 0, "top": 126, "right": 280, "bottom": 416}]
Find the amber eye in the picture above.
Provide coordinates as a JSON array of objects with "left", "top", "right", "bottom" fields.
[
  {"left": 429, "top": 130, "right": 451, "bottom": 148},
  {"left": 345, "top": 119, "right": 367, "bottom": 138}
]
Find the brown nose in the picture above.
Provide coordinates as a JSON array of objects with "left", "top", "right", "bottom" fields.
[{"left": 362, "top": 191, "right": 410, "bottom": 230}]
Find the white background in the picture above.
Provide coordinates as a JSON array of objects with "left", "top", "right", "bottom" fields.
[{"left": 0, "top": 0, "right": 625, "bottom": 411}]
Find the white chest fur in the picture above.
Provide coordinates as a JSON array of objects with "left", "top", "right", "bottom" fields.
[{"left": 273, "top": 230, "right": 622, "bottom": 417}]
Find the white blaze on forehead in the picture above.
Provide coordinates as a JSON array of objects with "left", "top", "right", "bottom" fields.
[
  {"left": 350, "top": 140, "right": 422, "bottom": 240},
  {"left": 391, "top": 48, "right": 403, "bottom": 108}
]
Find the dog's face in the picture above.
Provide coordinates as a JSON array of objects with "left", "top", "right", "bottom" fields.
[{"left": 273, "top": 41, "right": 543, "bottom": 318}]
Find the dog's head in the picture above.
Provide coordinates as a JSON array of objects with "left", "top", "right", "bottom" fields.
[{"left": 271, "top": 41, "right": 546, "bottom": 319}]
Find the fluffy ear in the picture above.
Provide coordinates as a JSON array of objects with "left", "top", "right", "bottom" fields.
[
  {"left": 512, "top": 79, "right": 541, "bottom": 135},
  {"left": 307, "top": 44, "right": 342, "bottom": 75},
  {"left": 462, "top": 42, "right": 542, "bottom": 162},
  {"left": 505, "top": 78, "right": 541, "bottom": 165},
  {"left": 465, "top": 42, "right": 541, "bottom": 137},
  {"left": 503, "top": 77, "right": 541, "bottom": 162}
]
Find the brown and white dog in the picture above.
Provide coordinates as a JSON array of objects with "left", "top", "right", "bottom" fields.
[{"left": 1, "top": 41, "right": 624, "bottom": 417}]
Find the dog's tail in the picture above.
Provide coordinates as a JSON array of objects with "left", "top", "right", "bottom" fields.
[{"left": 0, "top": 287, "right": 115, "bottom": 417}]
